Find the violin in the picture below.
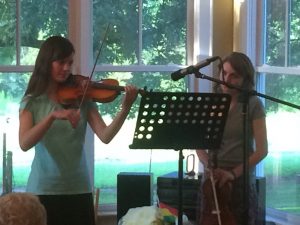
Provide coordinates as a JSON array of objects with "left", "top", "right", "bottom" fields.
[
  {"left": 57, "top": 25, "right": 146, "bottom": 107},
  {"left": 57, "top": 74, "right": 145, "bottom": 106}
]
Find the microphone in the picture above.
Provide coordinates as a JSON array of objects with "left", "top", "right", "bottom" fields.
[{"left": 171, "top": 56, "right": 219, "bottom": 81}]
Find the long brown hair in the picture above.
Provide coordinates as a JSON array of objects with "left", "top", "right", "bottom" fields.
[
  {"left": 220, "top": 52, "right": 255, "bottom": 91},
  {"left": 24, "top": 36, "right": 75, "bottom": 97}
]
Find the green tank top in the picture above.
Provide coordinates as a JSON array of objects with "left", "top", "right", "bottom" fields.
[{"left": 20, "top": 94, "right": 96, "bottom": 194}]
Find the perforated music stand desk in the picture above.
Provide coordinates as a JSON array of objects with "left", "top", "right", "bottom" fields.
[{"left": 129, "top": 92, "right": 230, "bottom": 225}]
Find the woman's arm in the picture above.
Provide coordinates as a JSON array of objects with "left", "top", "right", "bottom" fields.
[
  {"left": 19, "top": 108, "right": 80, "bottom": 151},
  {"left": 88, "top": 85, "right": 138, "bottom": 144},
  {"left": 231, "top": 117, "right": 268, "bottom": 178}
]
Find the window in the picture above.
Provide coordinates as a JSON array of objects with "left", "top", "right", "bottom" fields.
[
  {"left": 0, "top": 0, "right": 191, "bottom": 209},
  {"left": 257, "top": 0, "right": 300, "bottom": 222}
]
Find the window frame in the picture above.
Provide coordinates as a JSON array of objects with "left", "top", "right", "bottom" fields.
[{"left": 253, "top": 0, "right": 300, "bottom": 224}]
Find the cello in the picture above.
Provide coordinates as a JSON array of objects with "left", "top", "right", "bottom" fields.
[{"left": 199, "top": 151, "right": 237, "bottom": 225}]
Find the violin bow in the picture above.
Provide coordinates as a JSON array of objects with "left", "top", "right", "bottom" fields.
[
  {"left": 209, "top": 171, "right": 222, "bottom": 225},
  {"left": 77, "top": 23, "right": 111, "bottom": 109},
  {"left": 207, "top": 150, "right": 222, "bottom": 225}
]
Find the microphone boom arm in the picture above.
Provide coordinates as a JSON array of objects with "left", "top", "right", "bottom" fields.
[{"left": 195, "top": 72, "right": 300, "bottom": 110}]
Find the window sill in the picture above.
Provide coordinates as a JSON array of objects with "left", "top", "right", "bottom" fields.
[{"left": 266, "top": 208, "right": 300, "bottom": 225}]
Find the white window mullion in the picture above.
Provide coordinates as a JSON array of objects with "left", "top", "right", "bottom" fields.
[
  {"left": 68, "top": 0, "right": 92, "bottom": 76},
  {"left": 246, "top": 0, "right": 257, "bottom": 61},
  {"left": 138, "top": 0, "right": 143, "bottom": 64},
  {"left": 68, "top": 0, "right": 95, "bottom": 187},
  {"left": 16, "top": 0, "right": 21, "bottom": 66},
  {"left": 285, "top": 0, "right": 290, "bottom": 66},
  {"left": 189, "top": 0, "right": 213, "bottom": 93}
]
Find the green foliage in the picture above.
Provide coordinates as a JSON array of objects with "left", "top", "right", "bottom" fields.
[
  {"left": 0, "top": 73, "right": 30, "bottom": 114},
  {"left": 0, "top": 1, "right": 16, "bottom": 47},
  {"left": 0, "top": 0, "right": 187, "bottom": 117},
  {"left": 264, "top": 74, "right": 300, "bottom": 112},
  {"left": 4, "top": 165, "right": 30, "bottom": 188},
  {"left": 264, "top": 0, "right": 300, "bottom": 113},
  {"left": 0, "top": 0, "right": 68, "bottom": 49},
  {"left": 264, "top": 152, "right": 300, "bottom": 177},
  {"left": 0, "top": 73, "right": 30, "bottom": 98},
  {"left": 20, "top": 0, "right": 68, "bottom": 47},
  {"left": 266, "top": 177, "right": 300, "bottom": 213},
  {"left": 92, "top": 0, "right": 186, "bottom": 65}
]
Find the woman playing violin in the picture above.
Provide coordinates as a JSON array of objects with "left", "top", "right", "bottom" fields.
[
  {"left": 196, "top": 52, "right": 268, "bottom": 225},
  {"left": 19, "top": 36, "right": 138, "bottom": 225}
]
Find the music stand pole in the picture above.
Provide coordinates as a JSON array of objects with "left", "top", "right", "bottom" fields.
[
  {"left": 241, "top": 93, "right": 250, "bottom": 225},
  {"left": 177, "top": 149, "right": 184, "bottom": 225}
]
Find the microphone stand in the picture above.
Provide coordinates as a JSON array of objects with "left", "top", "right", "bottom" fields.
[{"left": 194, "top": 71, "right": 300, "bottom": 225}]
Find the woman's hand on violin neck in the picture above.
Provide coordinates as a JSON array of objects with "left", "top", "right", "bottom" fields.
[
  {"left": 121, "top": 85, "right": 138, "bottom": 110},
  {"left": 52, "top": 108, "right": 80, "bottom": 128},
  {"left": 212, "top": 168, "right": 236, "bottom": 188}
]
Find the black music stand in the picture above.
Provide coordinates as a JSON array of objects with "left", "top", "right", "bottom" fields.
[{"left": 129, "top": 91, "right": 231, "bottom": 225}]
